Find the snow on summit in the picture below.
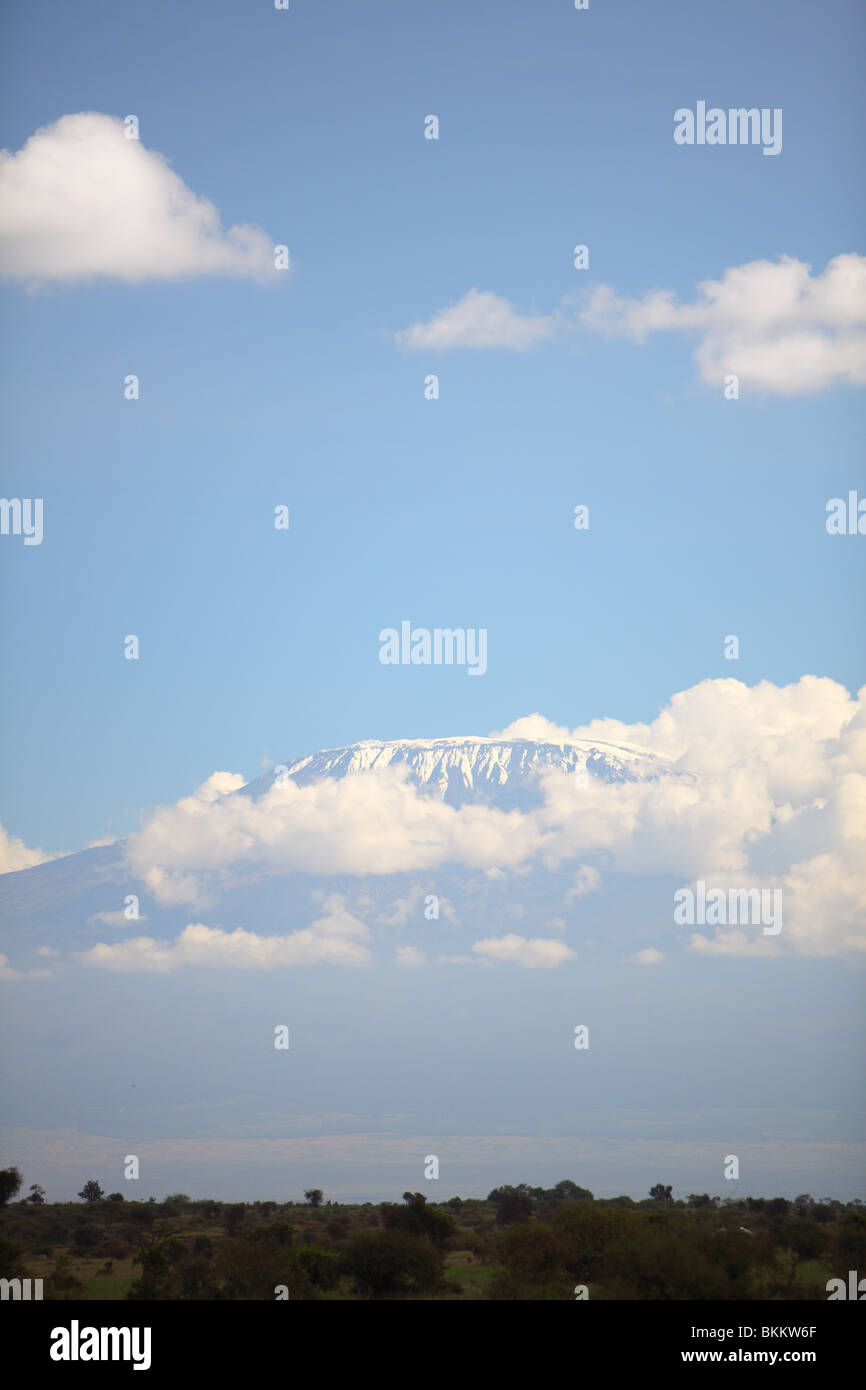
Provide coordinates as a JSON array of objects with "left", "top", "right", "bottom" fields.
[{"left": 242, "top": 734, "right": 672, "bottom": 808}]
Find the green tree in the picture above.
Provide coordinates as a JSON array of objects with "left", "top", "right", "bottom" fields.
[
  {"left": 72, "top": 1225, "right": 100, "bottom": 1250},
  {"left": 603, "top": 1221, "right": 732, "bottom": 1300},
  {"left": 488, "top": 1184, "right": 534, "bottom": 1225},
  {"left": 550, "top": 1180, "right": 593, "bottom": 1204},
  {"left": 837, "top": 1212, "right": 866, "bottom": 1269},
  {"left": 250, "top": 1221, "right": 293, "bottom": 1248},
  {"left": 382, "top": 1192, "right": 454, "bottom": 1246},
  {"left": 649, "top": 1184, "right": 673, "bottom": 1205},
  {"left": 296, "top": 1245, "right": 340, "bottom": 1290},
  {"left": 222, "top": 1203, "right": 246, "bottom": 1237},
  {"left": 216, "top": 1238, "right": 314, "bottom": 1302},
  {"left": 341, "top": 1230, "right": 442, "bottom": 1299},
  {"left": 552, "top": 1202, "right": 631, "bottom": 1283},
  {"left": 496, "top": 1224, "right": 570, "bottom": 1284},
  {"left": 304, "top": 1189, "right": 324, "bottom": 1208},
  {"left": 0, "top": 1234, "right": 26, "bottom": 1279},
  {"left": 766, "top": 1197, "right": 790, "bottom": 1219},
  {"left": 0, "top": 1167, "right": 23, "bottom": 1206},
  {"left": 27, "top": 1183, "right": 46, "bottom": 1205},
  {"left": 78, "top": 1179, "right": 104, "bottom": 1203},
  {"left": 784, "top": 1217, "right": 827, "bottom": 1262}
]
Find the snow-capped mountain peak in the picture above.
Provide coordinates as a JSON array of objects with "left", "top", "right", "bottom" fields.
[{"left": 242, "top": 735, "right": 672, "bottom": 808}]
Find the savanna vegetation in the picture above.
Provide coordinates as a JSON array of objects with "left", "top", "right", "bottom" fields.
[{"left": 1, "top": 1166, "right": 863, "bottom": 1301}]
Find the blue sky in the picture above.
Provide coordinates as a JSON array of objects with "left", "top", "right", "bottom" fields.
[
  {"left": 0, "top": 0, "right": 864, "bottom": 1202},
  {"left": 1, "top": 0, "right": 863, "bottom": 851}
]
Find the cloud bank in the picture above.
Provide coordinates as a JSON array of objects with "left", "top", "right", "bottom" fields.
[
  {"left": 80, "top": 895, "right": 371, "bottom": 972},
  {"left": 0, "top": 113, "right": 279, "bottom": 285},
  {"left": 120, "top": 676, "right": 866, "bottom": 960},
  {"left": 395, "top": 255, "right": 866, "bottom": 394}
]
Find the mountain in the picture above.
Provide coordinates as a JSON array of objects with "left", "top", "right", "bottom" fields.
[
  {"left": 242, "top": 735, "right": 673, "bottom": 810},
  {"left": 0, "top": 734, "right": 679, "bottom": 949}
]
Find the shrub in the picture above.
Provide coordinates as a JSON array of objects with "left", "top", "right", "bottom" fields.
[
  {"left": 341, "top": 1230, "right": 442, "bottom": 1299},
  {"left": 72, "top": 1225, "right": 100, "bottom": 1250},
  {"left": 296, "top": 1246, "right": 340, "bottom": 1290},
  {"left": 45, "top": 1255, "right": 84, "bottom": 1300}
]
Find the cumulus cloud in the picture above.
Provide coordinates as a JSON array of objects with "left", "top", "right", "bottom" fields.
[
  {"left": 123, "top": 676, "right": 866, "bottom": 958},
  {"left": 395, "top": 288, "right": 559, "bottom": 352},
  {"left": 80, "top": 895, "right": 371, "bottom": 972},
  {"left": 0, "top": 113, "right": 280, "bottom": 285},
  {"left": 0, "top": 823, "right": 58, "bottom": 874},
  {"left": 471, "top": 934, "right": 576, "bottom": 968},
  {"left": 126, "top": 763, "right": 548, "bottom": 906},
  {"left": 396, "top": 255, "right": 866, "bottom": 394},
  {"left": 630, "top": 948, "right": 664, "bottom": 966},
  {"left": 578, "top": 254, "right": 866, "bottom": 394},
  {"left": 492, "top": 713, "right": 574, "bottom": 742}
]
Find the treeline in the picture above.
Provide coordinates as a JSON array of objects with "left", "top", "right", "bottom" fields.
[{"left": 1, "top": 1166, "right": 863, "bottom": 1300}]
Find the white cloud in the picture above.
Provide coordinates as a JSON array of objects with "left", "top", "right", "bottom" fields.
[
  {"left": 394, "top": 946, "right": 427, "bottom": 968},
  {"left": 0, "top": 113, "right": 280, "bottom": 285},
  {"left": 87, "top": 909, "right": 148, "bottom": 928},
  {"left": 492, "top": 712, "right": 574, "bottom": 742},
  {"left": 123, "top": 676, "right": 866, "bottom": 958},
  {"left": 395, "top": 288, "right": 559, "bottom": 352},
  {"left": 126, "top": 763, "right": 547, "bottom": 906},
  {"left": 578, "top": 254, "right": 866, "bottom": 394},
  {"left": 375, "top": 886, "right": 425, "bottom": 926},
  {"left": 80, "top": 894, "right": 371, "bottom": 971},
  {"left": 565, "top": 864, "right": 602, "bottom": 902},
  {"left": 630, "top": 948, "right": 665, "bottom": 966},
  {"left": 396, "top": 255, "right": 866, "bottom": 394},
  {"left": 472, "top": 934, "right": 576, "bottom": 968},
  {"left": 0, "top": 823, "right": 58, "bottom": 874}
]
